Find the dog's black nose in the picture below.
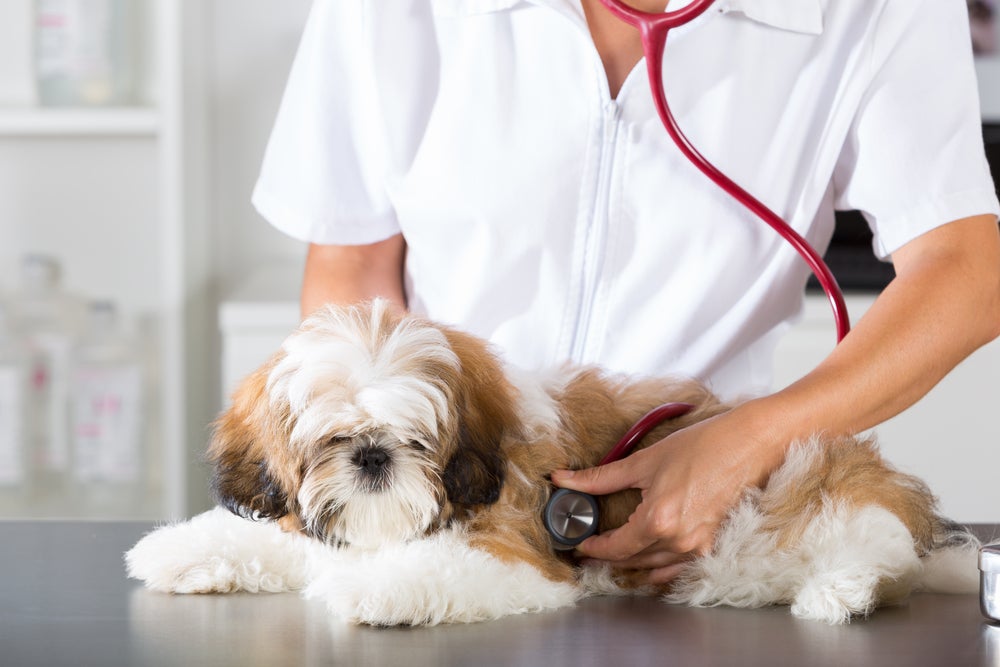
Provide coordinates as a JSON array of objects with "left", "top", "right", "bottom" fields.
[{"left": 353, "top": 447, "right": 390, "bottom": 474}]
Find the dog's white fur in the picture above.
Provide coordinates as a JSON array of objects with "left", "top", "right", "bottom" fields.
[
  {"left": 127, "top": 507, "right": 581, "bottom": 625},
  {"left": 126, "top": 301, "right": 979, "bottom": 626}
]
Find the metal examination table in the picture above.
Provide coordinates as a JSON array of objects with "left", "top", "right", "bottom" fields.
[{"left": 2, "top": 521, "right": 999, "bottom": 666}]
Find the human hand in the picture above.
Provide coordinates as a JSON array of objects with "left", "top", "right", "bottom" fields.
[{"left": 550, "top": 407, "right": 783, "bottom": 585}]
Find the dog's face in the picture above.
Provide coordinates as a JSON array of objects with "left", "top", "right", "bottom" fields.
[{"left": 209, "top": 300, "right": 519, "bottom": 549}]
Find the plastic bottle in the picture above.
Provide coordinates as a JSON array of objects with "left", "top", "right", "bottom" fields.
[
  {"left": 34, "top": 0, "right": 134, "bottom": 106},
  {"left": 0, "top": 304, "right": 29, "bottom": 510},
  {"left": 71, "top": 300, "right": 144, "bottom": 510},
  {"left": 11, "top": 254, "right": 83, "bottom": 499}
]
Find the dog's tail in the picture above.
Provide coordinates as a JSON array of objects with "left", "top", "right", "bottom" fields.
[{"left": 916, "top": 519, "right": 982, "bottom": 594}]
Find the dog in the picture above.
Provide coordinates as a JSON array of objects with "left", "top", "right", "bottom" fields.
[{"left": 126, "top": 299, "right": 979, "bottom": 625}]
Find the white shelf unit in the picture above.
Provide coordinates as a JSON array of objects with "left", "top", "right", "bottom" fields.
[
  {"left": 0, "top": 107, "right": 160, "bottom": 136},
  {"left": 0, "top": 1, "right": 210, "bottom": 520}
]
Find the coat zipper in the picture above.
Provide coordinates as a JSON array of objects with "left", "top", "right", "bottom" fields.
[{"left": 568, "top": 98, "right": 621, "bottom": 362}]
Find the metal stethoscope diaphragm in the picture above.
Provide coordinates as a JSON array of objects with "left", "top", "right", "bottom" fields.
[{"left": 544, "top": 489, "right": 600, "bottom": 551}]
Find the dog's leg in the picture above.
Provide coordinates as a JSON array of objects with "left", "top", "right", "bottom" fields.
[
  {"left": 666, "top": 500, "right": 922, "bottom": 624},
  {"left": 665, "top": 495, "right": 798, "bottom": 610},
  {"left": 304, "top": 528, "right": 581, "bottom": 625},
  {"left": 125, "top": 507, "right": 322, "bottom": 594},
  {"left": 787, "top": 504, "right": 922, "bottom": 623},
  {"left": 665, "top": 437, "right": 940, "bottom": 624}
]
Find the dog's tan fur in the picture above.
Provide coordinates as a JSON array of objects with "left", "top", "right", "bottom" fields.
[{"left": 758, "top": 437, "right": 939, "bottom": 554}]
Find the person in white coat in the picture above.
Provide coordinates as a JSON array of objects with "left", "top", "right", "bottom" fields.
[{"left": 253, "top": 0, "right": 1000, "bottom": 584}]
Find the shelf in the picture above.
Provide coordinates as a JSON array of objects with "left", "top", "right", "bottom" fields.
[{"left": 0, "top": 107, "right": 160, "bottom": 137}]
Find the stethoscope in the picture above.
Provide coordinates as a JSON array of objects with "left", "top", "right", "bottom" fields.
[{"left": 543, "top": 0, "right": 851, "bottom": 550}]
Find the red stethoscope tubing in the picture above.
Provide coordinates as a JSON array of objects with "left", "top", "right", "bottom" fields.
[
  {"left": 598, "top": 0, "right": 851, "bottom": 343},
  {"left": 599, "top": 402, "right": 695, "bottom": 465}
]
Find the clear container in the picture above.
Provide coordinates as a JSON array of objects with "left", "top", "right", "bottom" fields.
[
  {"left": 71, "top": 300, "right": 144, "bottom": 511},
  {"left": 0, "top": 304, "right": 29, "bottom": 505},
  {"left": 34, "top": 0, "right": 134, "bottom": 106},
  {"left": 981, "top": 544, "right": 1000, "bottom": 622},
  {"left": 10, "top": 254, "right": 83, "bottom": 499}
]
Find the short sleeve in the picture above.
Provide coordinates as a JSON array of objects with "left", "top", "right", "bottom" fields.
[
  {"left": 833, "top": 0, "right": 1000, "bottom": 259},
  {"left": 251, "top": 0, "right": 401, "bottom": 245}
]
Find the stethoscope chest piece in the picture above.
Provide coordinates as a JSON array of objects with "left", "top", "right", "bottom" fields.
[{"left": 544, "top": 488, "right": 600, "bottom": 551}]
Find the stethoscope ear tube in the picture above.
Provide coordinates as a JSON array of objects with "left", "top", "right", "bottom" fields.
[
  {"left": 598, "top": 0, "right": 850, "bottom": 343},
  {"left": 544, "top": 488, "right": 600, "bottom": 550}
]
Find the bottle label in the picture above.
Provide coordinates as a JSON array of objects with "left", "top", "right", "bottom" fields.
[
  {"left": 28, "top": 331, "right": 73, "bottom": 473},
  {"left": 72, "top": 364, "right": 141, "bottom": 483},
  {"left": 0, "top": 366, "right": 25, "bottom": 486},
  {"left": 36, "top": 0, "right": 115, "bottom": 78}
]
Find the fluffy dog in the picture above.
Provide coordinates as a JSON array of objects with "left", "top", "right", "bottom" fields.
[{"left": 126, "top": 300, "right": 978, "bottom": 625}]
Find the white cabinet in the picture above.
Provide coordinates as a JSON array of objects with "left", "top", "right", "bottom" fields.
[
  {"left": 0, "top": 1, "right": 211, "bottom": 519},
  {"left": 218, "top": 264, "right": 300, "bottom": 400}
]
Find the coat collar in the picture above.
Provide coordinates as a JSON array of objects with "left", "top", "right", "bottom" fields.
[
  {"left": 718, "top": 0, "right": 823, "bottom": 35},
  {"left": 431, "top": 0, "right": 824, "bottom": 36}
]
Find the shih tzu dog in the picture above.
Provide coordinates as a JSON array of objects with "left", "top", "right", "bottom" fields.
[{"left": 126, "top": 299, "right": 978, "bottom": 625}]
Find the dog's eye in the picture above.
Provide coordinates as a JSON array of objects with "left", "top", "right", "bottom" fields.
[
  {"left": 408, "top": 440, "right": 428, "bottom": 452},
  {"left": 328, "top": 435, "right": 353, "bottom": 446}
]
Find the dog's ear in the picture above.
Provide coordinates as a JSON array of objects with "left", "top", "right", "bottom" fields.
[
  {"left": 212, "top": 454, "right": 289, "bottom": 521},
  {"left": 443, "top": 424, "right": 507, "bottom": 506},
  {"left": 208, "top": 355, "right": 293, "bottom": 520},
  {"left": 439, "top": 327, "right": 519, "bottom": 507}
]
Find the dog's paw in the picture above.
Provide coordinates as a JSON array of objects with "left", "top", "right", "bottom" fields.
[
  {"left": 305, "top": 531, "right": 581, "bottom": 625},
  {"left": 125, "top": 507, "right": 313, "bottom": 594},
  {"left": 790, "top": 575, "right": 876, "bottom": 624}
]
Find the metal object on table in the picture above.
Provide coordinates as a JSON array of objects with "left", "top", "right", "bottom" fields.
[{"left": 980, "top": 544, "right": 1000, "bottom": 621}]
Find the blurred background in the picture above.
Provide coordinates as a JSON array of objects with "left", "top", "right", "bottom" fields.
[{"left": 0, "top": 1, "right": 997, "bottom": 523}]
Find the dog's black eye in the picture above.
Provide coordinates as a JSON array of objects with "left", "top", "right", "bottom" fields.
[
  {"left": 409, "top": 440, "right": 428, "bottom": 452},
  {"left": 328, "top": 435, "right": 353, "bottom": 446}
]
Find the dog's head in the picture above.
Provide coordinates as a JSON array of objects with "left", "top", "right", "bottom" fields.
[{"left": 208, "top": 300, "right": 519, "bottom": 549}]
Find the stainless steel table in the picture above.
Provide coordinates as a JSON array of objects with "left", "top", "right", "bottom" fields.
[{"left": 2, "top": 521, "right": 999, "bottom": 667}]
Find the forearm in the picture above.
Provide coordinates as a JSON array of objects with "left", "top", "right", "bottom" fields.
[
  {"left": 743, "top": 215, "right": 1000, "bottom": 459},
  {"left": 300, "top": 235, "right": 408, "bottom": 318},
  {"left": 555, "top": 216, "right": 1000, "bottom": 567}
]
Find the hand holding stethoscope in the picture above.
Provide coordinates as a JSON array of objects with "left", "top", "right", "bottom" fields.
[{"left": 551, "top": 407, "right": 780, "bottom": 584}]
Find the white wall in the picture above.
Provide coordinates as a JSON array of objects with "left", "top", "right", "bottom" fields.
[
  {"left": 981, "top": 58, "right": 1000, "bottom": 121},
  {"left": 206, "top": 0, "right": 312, "bottom": 296}
]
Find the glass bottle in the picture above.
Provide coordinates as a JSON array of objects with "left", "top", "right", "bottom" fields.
[
  {"left": 71, "top": 300, "right": 144, "bottom": 511},
  {"left": 35, "top": 0, "right": 134, "bottom": 106},
  {"left": 0, "top": 304, "right": 29, "bottom": 512},
  {"left": 11, "top": 254, "right": 82, "bottom": 502}
]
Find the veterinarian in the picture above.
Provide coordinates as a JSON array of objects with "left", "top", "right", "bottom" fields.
[{"left": 251, "top": 0, "right": 1000, "bottom": 585}]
